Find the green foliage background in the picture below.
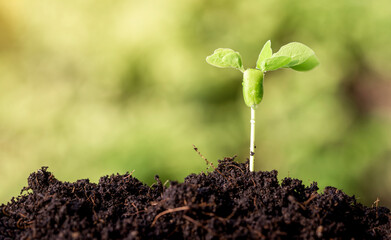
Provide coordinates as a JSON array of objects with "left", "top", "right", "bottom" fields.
[{"left": 1, "top": 0, "right": 391, "bottom": 207}]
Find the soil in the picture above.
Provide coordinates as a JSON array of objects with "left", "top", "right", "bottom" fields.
[{"left": 1, "top": 157, "right": 390, "bottom": 239}]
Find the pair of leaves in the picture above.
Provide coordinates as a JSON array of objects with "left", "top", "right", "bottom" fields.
[
  {"left": 256, "top": 40, "right": 290, "bottom": 72},
  {"left": 206, "top": 41, "right": 319, "bottom": 73},
  {"left": 256, "top": 41, "right": 319, "bottom": 72}
]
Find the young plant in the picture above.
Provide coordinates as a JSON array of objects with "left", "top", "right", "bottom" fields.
[{"left": 206, "top": 40, "right": 319, "bottom": 171}]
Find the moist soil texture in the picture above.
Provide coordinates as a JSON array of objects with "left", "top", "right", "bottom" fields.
[{"left": 1, "top": 157, "right": 390, "bottom": 239}]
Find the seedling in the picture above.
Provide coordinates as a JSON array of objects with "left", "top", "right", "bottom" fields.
[{"left": 206, "top": 40, "right": 319, "bottom": 171}]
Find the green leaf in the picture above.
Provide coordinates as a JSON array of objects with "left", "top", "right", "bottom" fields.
[
  {"left": 262, "top": 56, "right": 291, "bottom": 72},
  {"left": 256, "top": 40, "right": 272, "bottom": 70},
  {"left": 290, "top": 54, "right": 320, "bottom": 71},
  {"left": 273, "top": 42, "right": 317, "bottom": 68},
  {"left": 206, "top": 48, "right": 243, "bottom": 71}
]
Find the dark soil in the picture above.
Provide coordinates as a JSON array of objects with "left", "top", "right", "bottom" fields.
[{"left": 1, "top": 157, "right": 390, "bottom": 239}]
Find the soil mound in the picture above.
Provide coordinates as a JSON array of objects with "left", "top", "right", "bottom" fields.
[{"left": 1, "top": 158, "right": 390, "bottom": 239}]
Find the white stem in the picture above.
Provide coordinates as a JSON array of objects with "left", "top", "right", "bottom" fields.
[{"left": 249, "top": 107, "right": 255, "bottom": 171}]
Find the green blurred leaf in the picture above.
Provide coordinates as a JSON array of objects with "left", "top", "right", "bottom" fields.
[
  {"left": 273, "top": 42, "right": 317, "bottom": 68},
  {"left": 290, "top": 54, "right": 320, "bottom": 71},
  {"left": 262, "top": 56, "right": 291, "bottom": 72},
  {"left": 256, "top": 40, "right": 272, "bottom": 71},
  {"left": 206, "top": 48, "right": 243, "bottom": 71}
]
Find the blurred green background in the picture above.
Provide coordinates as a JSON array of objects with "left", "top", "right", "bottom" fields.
[{"left": 1, "top": 0, "right": 391, "bottom": 207}]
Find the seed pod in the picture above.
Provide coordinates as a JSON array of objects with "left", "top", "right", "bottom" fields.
[{"left": 242, "top": 68, "right": 264, "bottom": 107}]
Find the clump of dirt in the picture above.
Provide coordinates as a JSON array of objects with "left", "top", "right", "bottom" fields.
[{"left": 1, "top": 158, "right": 390, "bottom": 239}]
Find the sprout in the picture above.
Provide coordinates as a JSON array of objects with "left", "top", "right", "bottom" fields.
[{"left": 206, "top": 40, "right": 319, "bottom": 171}]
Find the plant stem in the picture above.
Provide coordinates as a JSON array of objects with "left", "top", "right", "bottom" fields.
[{"left": 249, "top": 107, "right": 255, "bottom": 171}]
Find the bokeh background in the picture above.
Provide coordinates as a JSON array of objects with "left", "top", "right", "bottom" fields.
[{"left": 1, "top": 0, "right": 391, "bottom": 207}]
